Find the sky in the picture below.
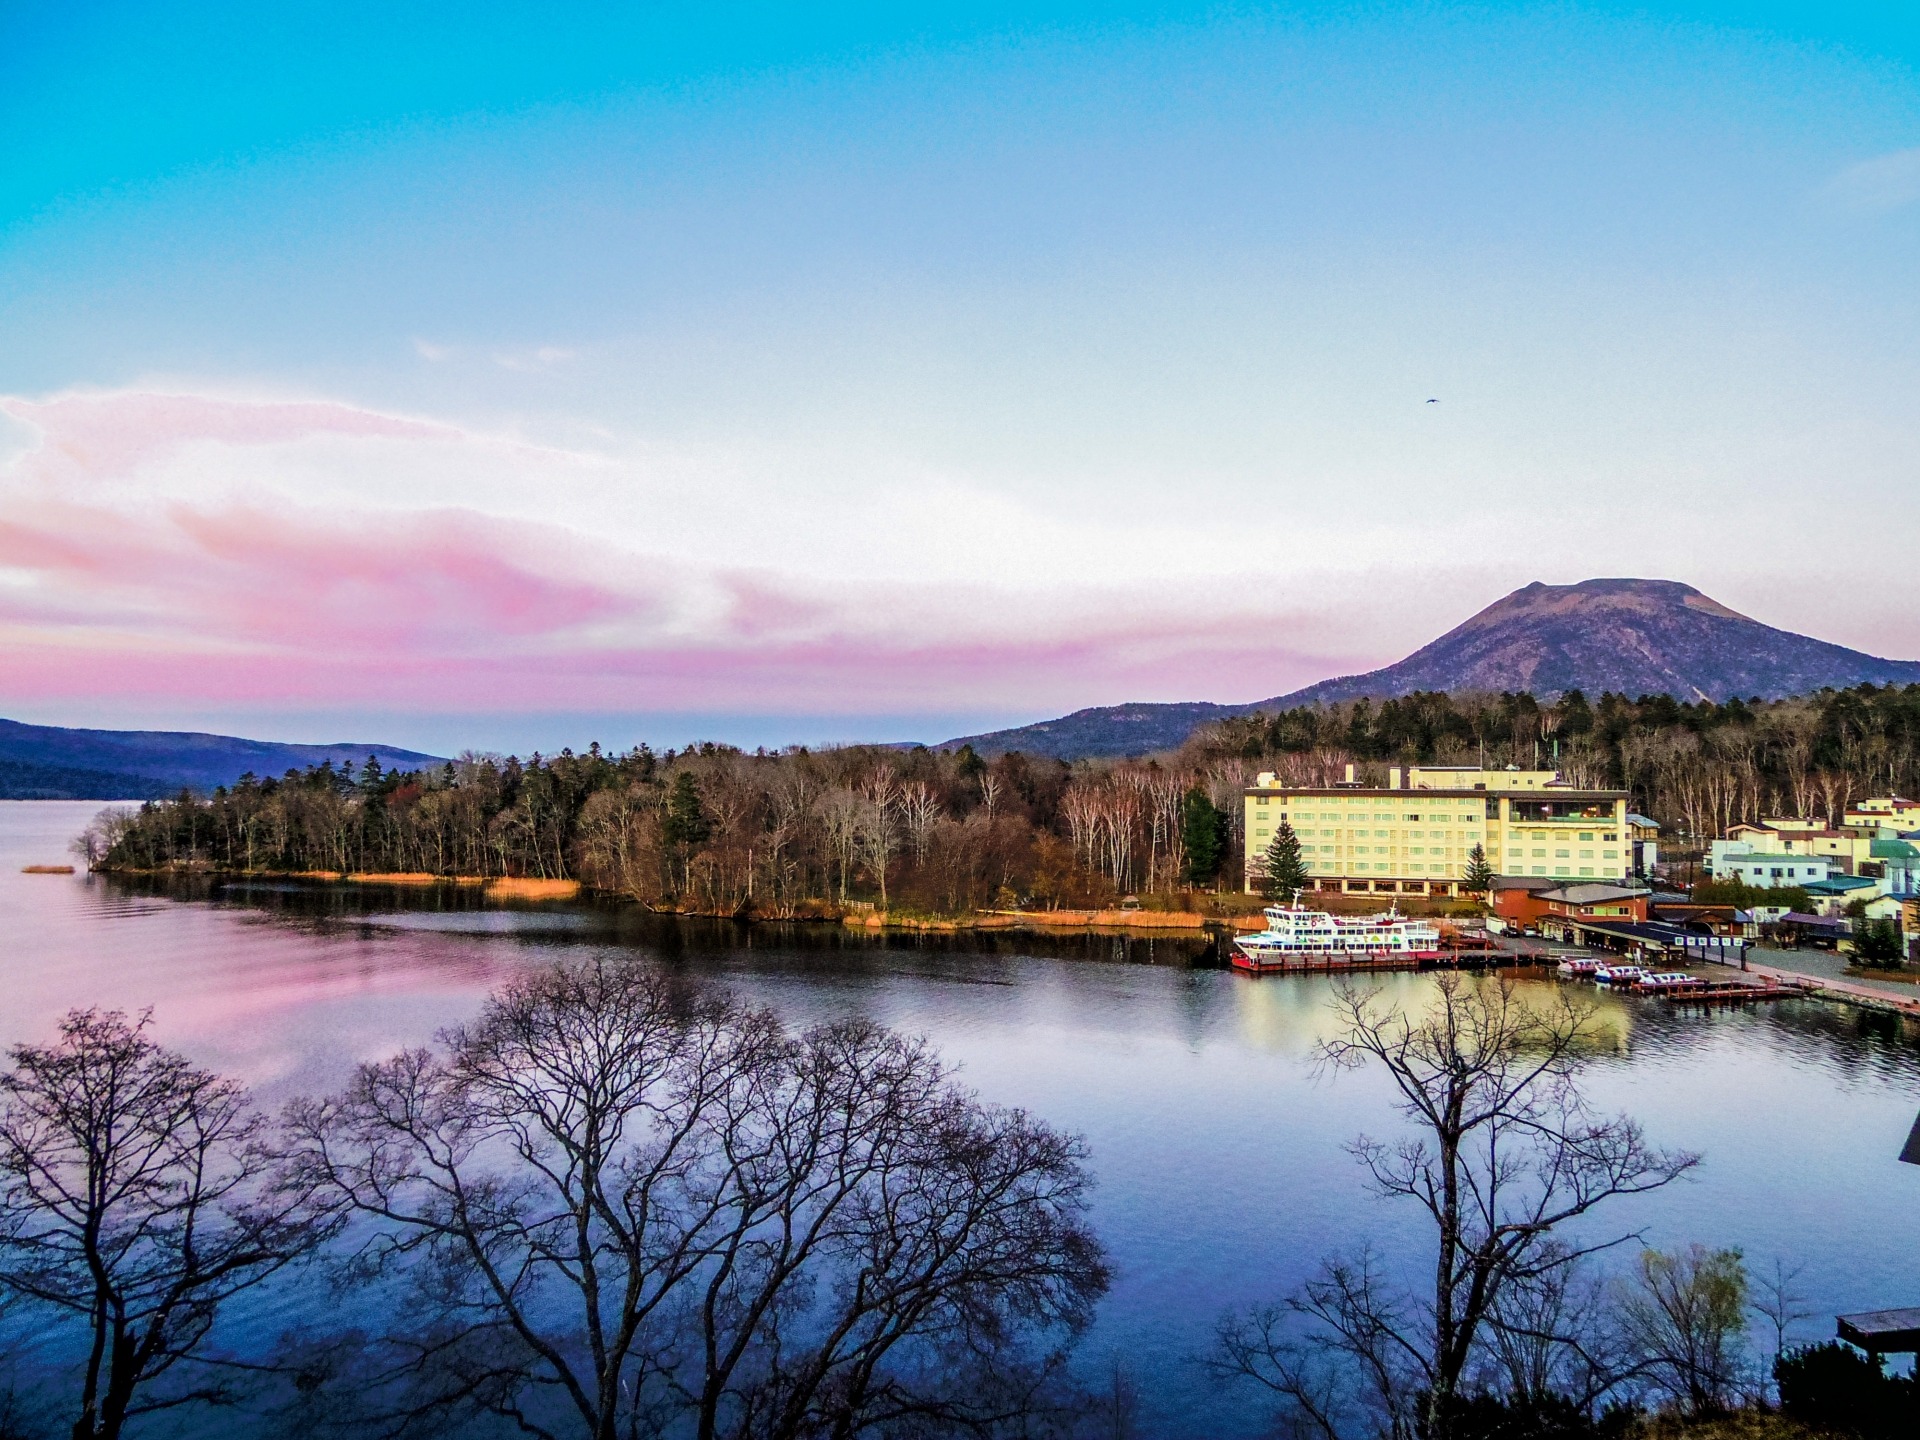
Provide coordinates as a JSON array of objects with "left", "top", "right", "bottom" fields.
[{"left": 2, "top": 2, "right": 1917, "bottom": 755}]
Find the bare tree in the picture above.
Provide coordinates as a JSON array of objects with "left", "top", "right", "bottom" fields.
[
  {"left": 0, "top": 1010, "right": 328, "bottom": 1440},
  {"left": 71, "top": 808, "right": 139, "bottom": 869},
  {"left": 281, "top": 961, "right": 1106, "bottom": 1440},
  {"left": 978, "top": 769, "right": 1003, "bottom": 822},
  {"left": 1480, "top": 1246, "right": 1642, "bottom": 1416},
  {"left": 1752, "top": 1258, "right": 1812, "bottom": 1373},
  {"left": 899, "top": 780, "right": 942, "bottom": 868},
  {"left": 1617, "top": 1245, "right": 1752, "bottom": 1417},
  {"left": 856, "top": 772, "right": 900, "bottom": 906},
  {"left": 1214, "top": 976, "right": 1698, "bottom": 1440},
  {"left": 819, "top": 788, "right": 863, "bottom": 903}
]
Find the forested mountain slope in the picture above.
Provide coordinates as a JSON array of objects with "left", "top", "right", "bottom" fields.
[{"left": 943, "top": 579, "right": 1920, "bottom": 759}]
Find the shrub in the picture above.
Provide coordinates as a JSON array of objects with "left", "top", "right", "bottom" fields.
[{"left": 1775, "top": 1341, "right": 1917, "bottom": 1439}]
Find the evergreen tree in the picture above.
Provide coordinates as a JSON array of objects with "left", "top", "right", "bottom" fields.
[
  {"left": 1853, "top": 917, "right": 1906, "bottom": 968},
  {"left": 659, "top": 771, "right": 712, "bottom": 895},
  {"left": 660, "top": 772, "right": 711, "bottom": 849},
  {"left": 1180, "top": 786, "right": 1227, "bottom": 886},
  {"left": 1259, "top": 818, "right": 1309, "bottom": 898},
  {"left": 1463, "top": 843, "right": 1495, "bottom": 894}
]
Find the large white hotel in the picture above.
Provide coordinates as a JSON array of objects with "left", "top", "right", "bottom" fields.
[{"left": 1243, "top": 765, "right": 1631, "bottom": 896}]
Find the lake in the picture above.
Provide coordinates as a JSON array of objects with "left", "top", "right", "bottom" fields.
[{"left": 5, "top": 800, "right": 1920, "bottom": 1436}]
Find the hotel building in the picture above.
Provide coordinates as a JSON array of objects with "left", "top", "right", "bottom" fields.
[{"left": 1243, "top": 765, "right": 1631, "bottom": 896}]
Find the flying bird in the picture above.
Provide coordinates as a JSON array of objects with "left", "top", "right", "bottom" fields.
[{"left": 1426, "top": 397, "right": 1439, "bottom": 403}]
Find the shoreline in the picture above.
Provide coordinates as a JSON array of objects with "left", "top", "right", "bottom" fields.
[
  {"left": 91, "top": 866, "right": 1272, "bottom": 934},
  {"left": 75, "top": 866, "right": 1920, "bottom": 1023}
]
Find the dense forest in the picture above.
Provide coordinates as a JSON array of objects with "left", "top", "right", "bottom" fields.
[{"left": 89, "top": 684, "right": 1920, "bottom": 913}]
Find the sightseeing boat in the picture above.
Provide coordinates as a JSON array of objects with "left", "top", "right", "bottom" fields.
[{"left": 1232, "top": 900, "right": 1444, "bottom": 973}]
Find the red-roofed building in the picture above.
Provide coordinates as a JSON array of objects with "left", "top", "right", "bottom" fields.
[{"left": 1492, "top": 879, "right": 1651, "bottom": 930}]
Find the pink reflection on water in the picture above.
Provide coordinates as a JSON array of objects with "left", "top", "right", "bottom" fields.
[{"left": 3, "top": 802, "right": 532, "bottom": 1103}]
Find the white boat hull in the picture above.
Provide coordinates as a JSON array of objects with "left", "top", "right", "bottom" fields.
[{"left": 1232, "top": 903, "right": 1445, "bottom": 972}]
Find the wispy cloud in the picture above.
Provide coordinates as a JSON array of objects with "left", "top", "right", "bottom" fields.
[
  {"left": 0, "top": 387, "right": 1380, "bottom": 716},
  {"left": 1820, "top": 146, "right": 1920, "bottom": 216},
  {"left": 407, "top": 339, "right": 576, "bottom": 370},
  {"left": 491, "top": 345, "right": 575, "bottom": 372}
]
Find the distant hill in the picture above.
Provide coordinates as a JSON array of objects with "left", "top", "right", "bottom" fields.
[
  {"left": 0, "top": 719, "right": 446, "bottom": 800},
  {"left": 940, "top": 702, "right": 1242, "bottom": 762},
  {"left": 0, "top": 759, "right": 179, "bottom": 802},
  {"left": 941, "top": 578, "right": 1920, "bottom": 760}
]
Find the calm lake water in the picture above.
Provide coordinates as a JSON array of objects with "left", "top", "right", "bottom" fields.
[{"left": 6, "top": 800, "right": 1920, "bottom": 1436}]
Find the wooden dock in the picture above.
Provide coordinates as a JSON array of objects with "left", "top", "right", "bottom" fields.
[
  {"left": 1232, "top": 948, "right": 1526, "bottom": 976},
  {"left": 1665, "top": 980, "right": 1809, "bottom": 1006}
]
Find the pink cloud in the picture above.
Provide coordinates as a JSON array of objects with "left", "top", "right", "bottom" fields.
[
  {"left": 0, "top": 387, "right": 1380, "bottom": 718},
  {"left": 0, "top": 499, "right": 643, "bottom": 652},
  {"left": 0, "top": 391, "right": 451, "bottom": 483}
]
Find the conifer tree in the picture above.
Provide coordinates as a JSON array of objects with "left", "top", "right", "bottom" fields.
[
  {"left": 1180, "top": 787, "right": 1227, "bottom": 886},
  {"left": 1260, "top": 818, "right": 1309, "bottom": 897},
  {"left": 1463, "top": 843, "right": 1495, "bottom": 894},
  {"left": 660, "top": 772, "right": 711, "bottom": 892}
]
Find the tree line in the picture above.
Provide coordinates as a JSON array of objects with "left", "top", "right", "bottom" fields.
[
  {"left": 86, "top": 683, "right": 1920, "bottom": 913},
  {"left": 86, "top": 743, "right": 1243, "bottom": 915}
]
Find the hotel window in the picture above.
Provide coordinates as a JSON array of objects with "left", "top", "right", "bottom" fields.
[
  {"left": 1579, "top": 867, "right": 1594, "bottom": 876},
  {"left": 1555, "top": 849, "right": 1570, "bottom": 859},
  {"left": 1579, "top": 849, "right": 1593, "bottom": 860},
  {"left": 1580, "top": 832, "right": 1594, "bottom": 842},
  {"left": 1531, "top": 848, "right": 1546, "bottom": 858},
  {"left": 1603, "top": 849, "right": 1617, "bottom": 859}
]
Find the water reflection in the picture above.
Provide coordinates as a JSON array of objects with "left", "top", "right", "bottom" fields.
[{"left": 5, "top": 803, "right": 1920, "bottom": 1437}]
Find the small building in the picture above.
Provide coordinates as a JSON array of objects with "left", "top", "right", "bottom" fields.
[
  {"left": 1868, "top": 838, "right": 1920, "bottom": 898},
  {"left": 1707, "top": 849, "right": 1832, "bottom": 889},
  {"left": 1626, "top": 813, "right": 1660, "bottom": 877},
  {"left": 1649, "top": 901, "right": 1754, "bottom": 938},
  {"left": 1845, "top": 797, "right": 1920, "bottom": 836},
  {"left": 1493, "top": 880, "right": 1651, "bottom": 931},
  {"left": 1800, "top": 873, "right": 1885, "bottom": 917},
  {"left": 1859, "top": 894, "right": 1907, "bottom": 924},
  {"left": 1768, "top": 911, "right": 1849, "bottom": 947},
  {"left": 1719, "top": 823, "right": 1868, "bottom": 871}
]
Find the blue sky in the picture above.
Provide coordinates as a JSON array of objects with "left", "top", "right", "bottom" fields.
[{"left": 1, "top": 2, "right": 1917, "bottom": 753}]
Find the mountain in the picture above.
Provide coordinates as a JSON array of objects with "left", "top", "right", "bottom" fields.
[
  {"left": 0, "top": 718, "right": 447, "bottom": 800},
  {"left": 1273, "top": 578, "right": 1920, "bottom": 706},
  {"left": 939, "top": 702, "right": 1242, "bottom": 762},
  {"left": 941, "top": 578, "right": 1920, "bottom": 760}
]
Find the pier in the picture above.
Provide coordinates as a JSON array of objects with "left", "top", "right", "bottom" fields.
[{"left": 1664, "top": 979, "right": 1810, "bottom": 1006}]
